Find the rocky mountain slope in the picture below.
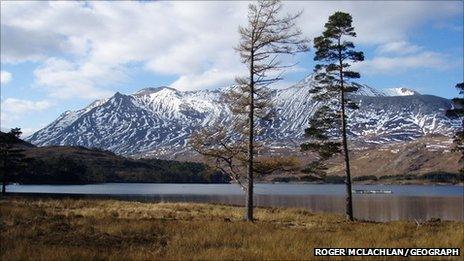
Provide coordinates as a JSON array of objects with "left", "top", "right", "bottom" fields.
[{"left": 26, "top": 75, "right": 460, "bottom": 157}]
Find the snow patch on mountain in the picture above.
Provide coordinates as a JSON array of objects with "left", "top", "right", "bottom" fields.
[{"left": 26, "top": 75, "right": 459, "bottom": 157}]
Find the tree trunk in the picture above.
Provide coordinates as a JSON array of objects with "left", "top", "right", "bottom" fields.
[
  {"left": 339, "top": 39, "right": 354, "bottom": 221},
  {"left": 246, "top": 50, "right": 255, "bottom": 222},
  {"left": 340, "top": 88, "right": 353, "bottom": 221}
]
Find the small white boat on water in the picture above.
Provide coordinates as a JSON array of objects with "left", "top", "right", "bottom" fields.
[{"left": 352, "top": 189, "right": 393, "bottom": 194}]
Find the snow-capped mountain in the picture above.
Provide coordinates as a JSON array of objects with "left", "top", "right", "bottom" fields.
[{"left": 26, "top": 75, "right": 460, "bottom": 157}]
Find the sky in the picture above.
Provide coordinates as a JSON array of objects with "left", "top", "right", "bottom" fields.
[{"left": 1, "top": 1, "right": 463, "bottom": 136}]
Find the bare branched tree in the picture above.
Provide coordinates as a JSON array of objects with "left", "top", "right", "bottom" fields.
[{"left": 190, "top": 0, "right": 308, "bottom": 221}]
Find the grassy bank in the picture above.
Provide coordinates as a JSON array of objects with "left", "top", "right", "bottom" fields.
[{"left": 1, "top": 197, "right": 463, "bottom": 260}]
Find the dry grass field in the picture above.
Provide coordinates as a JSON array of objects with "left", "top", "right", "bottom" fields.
[{"left": 1, "top": 197, "right": 463, "bottom": 260}]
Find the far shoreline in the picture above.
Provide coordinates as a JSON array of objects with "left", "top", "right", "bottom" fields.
[{"left": 5, "top": 180, "right": 464, "bottom": 186}]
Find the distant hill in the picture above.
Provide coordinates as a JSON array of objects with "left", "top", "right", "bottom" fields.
[
  {"left": 1, "top": 132, "right": 229, "bottom": 184},
  {"left": 264, "top": 135, "right": 463, "bottom": 184},
  {"left": 0, "top": 131, "right": 35, "bottom": 148}
]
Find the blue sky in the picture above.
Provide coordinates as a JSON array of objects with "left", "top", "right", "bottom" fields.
[{"left": 1, "top": 1, "right": 463, "bottom": 136}]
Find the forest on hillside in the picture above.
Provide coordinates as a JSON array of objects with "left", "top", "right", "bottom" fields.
[{"left": 0, "top": 131, "right": 229, "bottom": 184}]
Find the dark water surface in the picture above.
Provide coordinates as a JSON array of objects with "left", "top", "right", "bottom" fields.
[{"left": 6, "top": 183, "right": 464, "bottom": 222}]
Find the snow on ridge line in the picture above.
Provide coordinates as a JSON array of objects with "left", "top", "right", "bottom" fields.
[
  {"left": 383, "top": 87, "right": 420, "bottom": 96},
  {"left": 128, "top": 79, "right": 419, "bottom": 99},
  {"left": 133, "top": 86, "right": 177, "bottom": 95}
]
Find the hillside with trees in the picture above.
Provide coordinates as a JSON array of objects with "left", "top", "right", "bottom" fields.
[{"left": 0, "top": 131, "right": 229, "bottom": 186}]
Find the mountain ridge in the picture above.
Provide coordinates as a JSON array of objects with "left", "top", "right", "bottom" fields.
[{"left": 26, "top": 75, "right": 460, "bottom": 158}]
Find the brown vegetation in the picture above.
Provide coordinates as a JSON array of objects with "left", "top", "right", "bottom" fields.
[
  {"left": 264, "top": 136, "right": 462, "bottom": 184},
  {"left": 1, "top": 197, "right": 463, "bottom": 260},
  {"left": 328, "top": 136, "right": 461, "bottom": 178}
]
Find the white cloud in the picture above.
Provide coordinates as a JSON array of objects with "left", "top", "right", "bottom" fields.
[
  {"left": 0, "top": 0, "right": 462, "bottom": 97},
  {"left": 287, "top": 1, "right": 462, "bottom": 44},
  {"left": 1, "top": 1, "right": 249, "bottom": 96},
  {"left": 0, "top": 70, "right": 12, "bottom": 84},
  {"left": 377, "top": 41, "right": 423, "bottom": 55},
  {"left": 1, "top": 98, "right": 53, "bottom": 126},
  {"left": 354, "top": 51, "right": 450, "bottom": 75},
  {"left": 2, "top": 98, "right": 52, "bottom": 114},
  {"left": 33, "top": 57, "right": 122, "bottom": 99},
  {"left": 171, "top": 68, "right": 239, "bottom": 91}
]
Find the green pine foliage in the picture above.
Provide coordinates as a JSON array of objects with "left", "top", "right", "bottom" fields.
[
  {"left": 301, "top": 11, "right": 364, "bottom": 174},
  {"left": 300, "top": 105, "right": 341, "bottom": 174},
  {"left": 0, "top": 128, "right": 27, "bottom": 194},
  {"left": 301, "top": 12, "right": 364, "bottom": 221}
]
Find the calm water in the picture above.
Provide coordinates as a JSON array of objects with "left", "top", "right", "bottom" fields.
[{"left": 6, "top": 183, "right": 464, "bottom": 222}]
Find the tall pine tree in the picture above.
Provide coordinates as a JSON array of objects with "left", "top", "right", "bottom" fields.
[
  {"left": 446, "top": 82, "right": 464, "bottom": 174},
  {"left": 301, "top": 12, "right": 364, "bottom": 221}
]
